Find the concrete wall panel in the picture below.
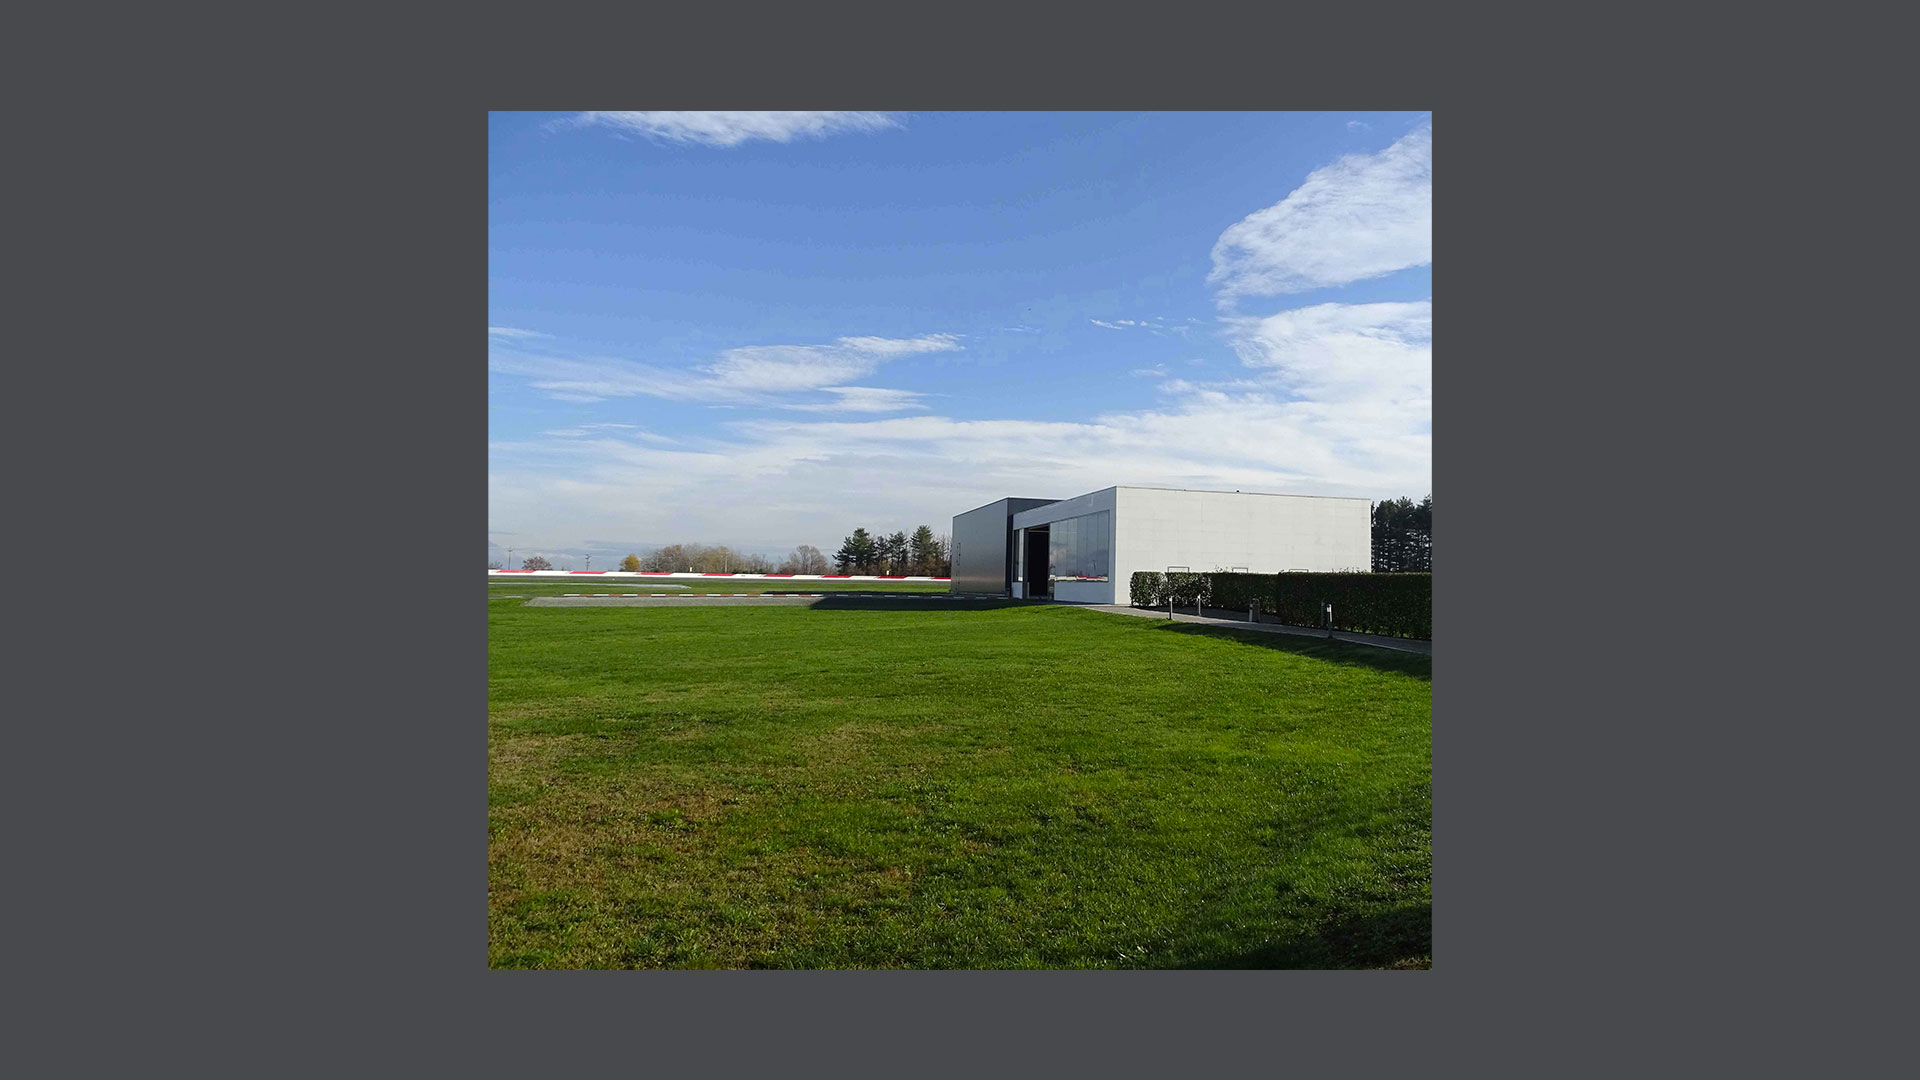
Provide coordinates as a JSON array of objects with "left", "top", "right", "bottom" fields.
[{"left": 1112, "top": 487, "right": 1371, "bottom": 589}]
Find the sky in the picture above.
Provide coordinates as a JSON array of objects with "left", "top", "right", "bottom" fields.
[{"left": 489, "top": 111, "right": 1431, "bottom": 567}]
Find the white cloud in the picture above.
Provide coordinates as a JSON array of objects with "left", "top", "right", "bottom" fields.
[
  {"left": 489, "top": 333, "right": 957, "bottom": 411},
  {"left": 488, "top": 304, "right": 1430, "bottom": 552},
  {"left": 1225, "top": 301, "right": 1431, "bottom": 406},
  {"left": 488, "top": 326, "right": 548, "bottom": 340},
  {"left": 567, "top": 111, "right": 900, "bottom": 148},
  {"left": 1209, "top": 120, "right": 1431, "bottom": 301},
  {"left": 544, "top": 424, "right": 677, "bottom": 443},
  {"left": 491, "top": 388, "right": 1428, "bottom": 553},
  {"left": 1090, "top": 317, "right": 1190, "bottom": 337},
  {"left": 1346, "top": 120, "right": 1371, "bottom": 132},
  {"left": 783, "top": 386, "right": 929, "bottom": 413}
]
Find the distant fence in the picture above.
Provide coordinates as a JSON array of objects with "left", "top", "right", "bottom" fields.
[
  {"left": 1130, "top": 571, "right": 1430, "bottom": 640},
  {"left": 489, "top": 570, "right": 949, "bottom": 582}
]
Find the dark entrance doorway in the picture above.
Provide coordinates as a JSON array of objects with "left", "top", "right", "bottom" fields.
[{"left": 1023, "top": 525, "right": 1050, "bottom": 599}]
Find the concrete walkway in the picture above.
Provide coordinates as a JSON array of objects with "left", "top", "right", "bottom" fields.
[{"left": 1085, "top": 604, "right": 1432, "bottom": 655}]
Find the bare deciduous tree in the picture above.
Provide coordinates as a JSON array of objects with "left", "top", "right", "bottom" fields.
[{"left": 779, "top": 544, "right": 829, "bottom": 574}]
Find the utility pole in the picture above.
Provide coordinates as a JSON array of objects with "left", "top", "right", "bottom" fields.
[{"left": 584, "top": 554, "right": 591, "bottom": 571}]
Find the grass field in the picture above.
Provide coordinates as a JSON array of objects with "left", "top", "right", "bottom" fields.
[{"left": 488, "top": 596, "right": 1431, "bottom": 969}]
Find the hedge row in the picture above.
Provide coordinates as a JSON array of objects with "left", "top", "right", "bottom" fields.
[
  {"left": 1129, "top": 571, "right": 1431, "bottom": 640},
  {"left": 1129, "top": 571, "right": 1212, "bottom": 608}
]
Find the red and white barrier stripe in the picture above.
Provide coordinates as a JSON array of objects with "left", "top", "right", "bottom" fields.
[
  {"left": 491, "top": 570, "right": 949, "bottom": 581},
  {"left": 560, "top": 593, "right": 827, "bottom": 598},
  {"left": 556, "top": 592, "right": 990, "bottom": 599}
]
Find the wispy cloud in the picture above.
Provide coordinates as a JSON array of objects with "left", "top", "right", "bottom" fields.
[
  {"left": 1346, "top": 120, "right": 1371, "bottom": 132},
  {"left": 488, "top": 326, "right": 548, "bottom": 340},
  {"left": 782, "top": 386, "right": 929, "bottom": 413},
  {"left": 1090, "top": 317, "right": 1191, "bottom": 337},
  {"left": 565, "top": 111, "right": 901, "bottom": 148},
  {"left": 489, "top": 333, "right": 959, "bottom": 410},
  {"left": 1225, "top": 300, "right": 1431, "bottom": 406},
  {"left": 489, "top": 303, "right": 1430, "bottom": 551},
  {"left": 542, "top": 423, "right": 676, "bottom": 443},
  {"left": 1209, "top": 120, "right": 1431, "bottom": 302}
]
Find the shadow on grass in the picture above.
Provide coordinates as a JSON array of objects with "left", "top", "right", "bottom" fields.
[
  {"left": 805, "top": 595, "right": 1032, "bottom": 612},
  {"left": 1145, "top": 621, "right": 1432, "bottom": 681},
  {"left": 1176, "top": 902, "right": 1432, "bottom": 969}
]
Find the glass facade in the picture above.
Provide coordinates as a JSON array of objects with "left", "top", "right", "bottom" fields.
[{"left": 1048, "top": 510, "right": 1111, "bottom": 582}]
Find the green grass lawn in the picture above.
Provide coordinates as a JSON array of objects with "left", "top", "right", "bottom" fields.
[{"left": 488, "top": 598, "right": 1431, "bottom": 969}]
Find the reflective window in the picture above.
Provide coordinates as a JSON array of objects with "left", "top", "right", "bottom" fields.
[{"left": 1048, "top": 510, "right": 1110, "bottom": 582}]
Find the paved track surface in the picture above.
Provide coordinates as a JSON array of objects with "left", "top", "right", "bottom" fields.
[{"left": 1087, "top": 604, "right": 1432, "bottom": 654}]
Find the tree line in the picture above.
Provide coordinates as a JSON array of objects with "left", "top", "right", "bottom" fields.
[
  {"left": 833, "top": 525, "right": 951, "bottom": 576},
  {"left": 1372, "top": 495, "right": 1432, "bottom": 572},
  {"left": 491, "top": 543, "right": 837, "bottom": 575}
]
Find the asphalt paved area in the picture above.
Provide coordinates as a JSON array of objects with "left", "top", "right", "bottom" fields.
[{"left": 1087, "top": 604, "right": 1431, "bottom": 654}]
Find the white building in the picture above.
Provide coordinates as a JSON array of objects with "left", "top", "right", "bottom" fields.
[{"left": 950, "top": 486, "right": 1372, "bottom": 604}]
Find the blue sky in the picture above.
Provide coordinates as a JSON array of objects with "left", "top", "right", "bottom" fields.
[{"left": 489, "top": 111, "right": 1431, "bottom": 565}]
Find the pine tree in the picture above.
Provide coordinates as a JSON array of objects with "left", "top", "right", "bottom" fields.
[
  {"left": 886, "top": 531, "right": 909, "bottom": 574},
  {"left": 836, "top": 529, "right": 875, "bottom": 573},
  {"left": 1371, "top": 496, "right": 1432, "bottom": 572},
  {"left": 909, "top": 525, "right": 936, "bottom": 575},
  {"left": 1413, "top": 494, "right": 1432, "bottom": 571}
]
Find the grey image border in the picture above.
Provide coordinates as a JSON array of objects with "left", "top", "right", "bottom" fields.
[{"left": 29, "top": 14, "right": 1855, "bottom": 1071}]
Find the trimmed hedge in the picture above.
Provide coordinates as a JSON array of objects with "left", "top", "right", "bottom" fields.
[
  {"left": 1129, "top": 571, "right": 1212, "bottom": 608},
  {"left": 1129, "top": 570, "right": 1431, "bottom": 640}
]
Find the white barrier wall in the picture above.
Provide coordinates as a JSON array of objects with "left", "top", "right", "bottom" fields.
[{"left": 1111, "top": 487, "right": 1372, "bottom": 597}]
